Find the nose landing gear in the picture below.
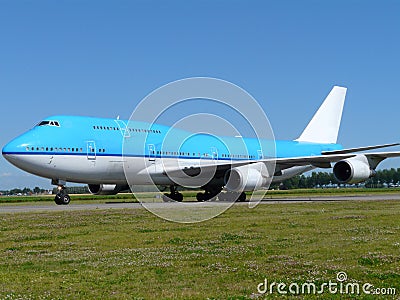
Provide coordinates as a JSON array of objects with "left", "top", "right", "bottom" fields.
[
  {"left": 52, "top": 179, "right": 71, "bottom": 205},
  {"left": 54, "top": 186, "right": 71, "bottom": 205}
]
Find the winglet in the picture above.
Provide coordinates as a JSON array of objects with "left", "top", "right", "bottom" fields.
[{"left": 295, "top": 86, "right": 347, "bottom": 144}]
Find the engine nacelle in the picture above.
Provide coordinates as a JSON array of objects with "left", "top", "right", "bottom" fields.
[
  {"left": 333, "top": 155, "right": 374, "bottom": 184},
  {"left": 224, "top": 163, "right": 270, "bottom": 192},
  {"left": 88, "top": 184, "right": 125, "bottom": 195}
]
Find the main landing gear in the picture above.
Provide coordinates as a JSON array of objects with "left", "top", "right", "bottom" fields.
[
  {"left": 162, "top": 185, "right": 183, "bottom": 202},
  {"left": 196, "top": 188, "right": 247, "bottom": 202},
  {"left": 218, "top": 191, "right": 247, "bottom": 202},
  {"left": 196, "top": 190, "right": 219, "bottom": 202},
  {"left": 162, "top": 185, "right": 247, "bottom": 202}
]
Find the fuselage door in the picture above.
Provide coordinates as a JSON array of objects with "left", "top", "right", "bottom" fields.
[
  {"left": 211, "top": 147, "right": 218, "bottom": 160},
  {"left": 87, "top": 141, "right": 96, "bottom": 160},
  {"left": 257, "top": 149, "right": 263, "bottom": 160},
  {"left": 148, "top": 144, "right": 156, "bottom": 162}
]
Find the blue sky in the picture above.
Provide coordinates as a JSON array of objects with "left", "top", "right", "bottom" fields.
[{"left": 1, "top": 0, "right": 400, "bottom": 189}]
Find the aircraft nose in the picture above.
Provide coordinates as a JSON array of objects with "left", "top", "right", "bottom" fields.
[
  {"left": 3, "top": 141, "right": 17, "bottom": 165},
  {"left": 2, "top": 135, "right": 28, "bottom": 164},
  {"left": 2, "top": 140, "right": 15, "bottom": 159},
  {"left": 2, "top": 128, "right": 53, "bottom": 180}
]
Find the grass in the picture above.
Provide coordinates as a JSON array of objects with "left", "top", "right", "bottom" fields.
[{"left": 0, "top": 200, "right": 399, "bottom": 299}]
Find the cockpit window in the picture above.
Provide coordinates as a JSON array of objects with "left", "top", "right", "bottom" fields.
[
  {"left": 38, "top": 121, "right": 50, "bottom": 126},
  {"left": 37, "top": 120, "right": 60, "bottom": 127}
]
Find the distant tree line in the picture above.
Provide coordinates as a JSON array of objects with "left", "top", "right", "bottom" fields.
[
  {"left": 0, "top": 186, "right": 90, "bottom": 196},
  {"left": 0, "top": 186, "right": 50, "bottom": 196},
  {"left": 2, "top": 168, "right": 400, "bottom": 195},
  {"left": 275, "top": 168, "right": 400, "bottom": 189}
]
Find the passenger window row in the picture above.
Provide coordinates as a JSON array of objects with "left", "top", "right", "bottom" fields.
[
  {"left": 153, "top": 150, "right": 255, "bottom": 159},
  {"left": 26, "top": 147, "right": 84, "bottom": 152},
  {"left": 24, "top": 145, "right": 255, "bottom": 159},
  {"left": 222, "top": 153, "right": 256, "bottom": 159},
  {"left": 156, "top": 151, "right": 194, "bottom": 156},
  {"left": 93, "top": 125, "right": 161, "bottom": 134}
]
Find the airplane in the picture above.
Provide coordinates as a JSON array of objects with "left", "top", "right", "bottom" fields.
[{"left": 2, "top": 86, "right": 400, "bottom": 205}]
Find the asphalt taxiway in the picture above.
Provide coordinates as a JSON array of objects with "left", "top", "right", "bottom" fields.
[{"left": 1, "top": 194, "right": 399, "bottom": 214}]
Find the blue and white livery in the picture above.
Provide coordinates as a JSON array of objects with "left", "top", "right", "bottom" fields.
[{"left": 3, "top": 86, "right": 400, "bottom": 204}]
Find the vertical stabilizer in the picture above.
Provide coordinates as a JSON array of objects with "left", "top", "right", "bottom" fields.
[{"left": 295, "top": 86, "right": 347, "bottom": 144}]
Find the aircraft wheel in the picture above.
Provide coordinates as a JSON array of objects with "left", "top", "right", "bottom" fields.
[
  {"left": 174, "top": 193, "right": 183, "bottom": 202},
  {"left": 197, "top": 192, "right": 217, "bottom": 202},
  {"left": 54, "top": 195, "right": 64, "bottom": 205},
  {"left": 162, "top": 194, "right": 171, "bottom": 202},
  {"left": 238, "top": 192, "right": 246, "bottom": 202},
  {"left": 61, "top": 194, "right": 71, "bottom": 205},
  {"left": 196, "top": 193, "right": 205, "bottom": 202},
  {"left": 218, "top": 193, "right": 232, "bottom": 202},
  {"left": 55, "top": 193, "right": 71, "bottom": 205},
  {"left": 218, "top": 192, "right": 240, "bottom": 202},
  {"left": 163, "top": 193, "right": 183, "bottom": 202}
]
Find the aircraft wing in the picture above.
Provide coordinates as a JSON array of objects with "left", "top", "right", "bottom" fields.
[
  {"left": 363, "top": 151, "right": 400, "bottom": 159},
  {"left": 321, "top": 143, "right": 400, "bottom": 155},
  {"left": 272, "top": 153, "right": 355, "bottom": 169},
  {"left": 156, "top": 150, "right": 400, "bottom": 179},
  {"left": 156, "top": 153, "right": 358, "bottom": 178}
]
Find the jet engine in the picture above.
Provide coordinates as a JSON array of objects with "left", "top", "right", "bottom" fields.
[
  {"left": 224, "top": 163, "right": 270, "bottom": 192},
  {"left": 88, "top": 184, "right": 127, "bottom": 195},
  {"left": 333, "top": 155, "right": 374, "bottom": 184}
]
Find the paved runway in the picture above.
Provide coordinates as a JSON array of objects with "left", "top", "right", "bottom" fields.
[{"left": 1, "top": 194, "right": 399, "bottom": 214}]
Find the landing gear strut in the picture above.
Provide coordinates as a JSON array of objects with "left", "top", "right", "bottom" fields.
[
  {"left": 54, "top": 185, "right": 70, "bottom": 205},
  {"left": 162, "top": 185, "right": 183, "bottom": 202}
]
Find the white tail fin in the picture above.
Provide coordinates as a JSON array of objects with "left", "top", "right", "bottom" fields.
[{"left": 295, "top": 86, "right": 347, "bottom": 144}]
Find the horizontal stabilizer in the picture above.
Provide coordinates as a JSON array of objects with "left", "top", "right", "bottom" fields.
[{"left": 322, "top": 143, "right": 400, "bottom": 155}]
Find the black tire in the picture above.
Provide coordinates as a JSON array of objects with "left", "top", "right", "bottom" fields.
[
  {"left": 163, "top": 193, "right": 183, "bottom": 202},
  {"left": 196, "top": 193, "right": 205, "bottom": 202},
  {"left": 61, "top": 194, "right": 71, "bottom": 205},
  {"left": 197, "top": 192, "right": 217, "bottom": 202},
  {"left": 162, "top": 194, "right": 171, "bottom": 202},
  {"left": 54, "top": 195, "right": 63, "bottom": 205},
  {"left": 219, "top": 193, "right": 234, "bottom": 202},
  {"left": 238, "top": 192, "right": 246, "bottom": 202},
  {"left": 175, "top": 193, "right": 183, "bottom": 202}
]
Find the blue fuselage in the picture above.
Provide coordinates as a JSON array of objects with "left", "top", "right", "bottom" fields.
[
  {"left": 2, "top": 115, "right": 342, "bottom": 185},
  {"left": 3, "top": 115, "right": 342, "bottom": 160}
]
